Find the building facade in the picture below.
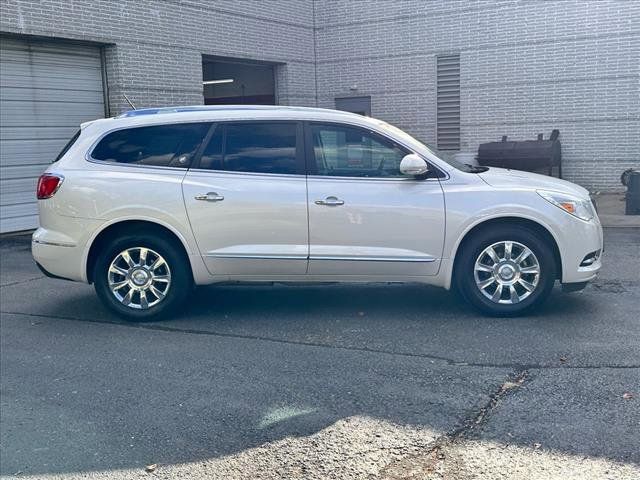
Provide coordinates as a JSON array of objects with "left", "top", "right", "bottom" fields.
[{"left": 1, "top": 0, "right": 638, "bottom": 232}]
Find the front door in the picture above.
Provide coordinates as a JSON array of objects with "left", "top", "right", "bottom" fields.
[
  {"left": 305, "top": 122, "right": 445, "bottom": 276},
  {"left": 183, "top": 121, "right": 308, "bottom": 276}
]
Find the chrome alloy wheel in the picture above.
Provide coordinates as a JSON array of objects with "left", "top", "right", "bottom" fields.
[
  {"left": 473, "top": 241, "right": 540, "bottom": 304},
  {"left": 107, "top": 247, "right": 171, "bottom": 310}
]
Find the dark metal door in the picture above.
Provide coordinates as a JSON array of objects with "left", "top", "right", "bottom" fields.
[{"left": 335, "top": 96, "right": 371, "bottom": 116}]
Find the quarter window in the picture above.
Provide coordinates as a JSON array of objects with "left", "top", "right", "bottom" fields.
[
  {"left": 310, "top": 123, "right": 409, "bottom": 178},
  {"left": 91, "top": 123, "right": 210, "bottom": 167}
]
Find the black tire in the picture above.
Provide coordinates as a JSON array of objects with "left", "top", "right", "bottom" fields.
[
  {"left": 94, "top": 231, "right": 192, "bottom": 321},
  {"left": 454, "top": 225, "right": 556, "bottom": 316}
]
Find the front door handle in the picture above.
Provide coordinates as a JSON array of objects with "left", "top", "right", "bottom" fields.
[
  {"left": 315, "top": 196, "right": 344, "bottom": 206},
  {"left": 195, "top": 192, "right": 225, "bottom": 202}
]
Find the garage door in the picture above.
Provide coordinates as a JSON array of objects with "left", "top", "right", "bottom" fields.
[{"left": 0, "top": 37, "right": 105, "bottom": 233}]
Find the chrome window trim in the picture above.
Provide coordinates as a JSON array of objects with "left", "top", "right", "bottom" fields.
[
  {"left": 306, "top": 174, "right": 441, "bottom": 183},
  {"left": 84, "top": 118, "right": 449, "bottom": 180},
  {"left": 85, "top": 157, "right": 191, "bottom": 172},
  {"left": 187, "top": 168, "right": 306, "bottom": 180},
  {"left": 186, "top": 168, "right": 437, "bottom": 182}
]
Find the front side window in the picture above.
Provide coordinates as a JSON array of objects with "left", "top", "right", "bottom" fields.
[
  {"left": 92, "top": 123, "right": 210, "bottom": 167},
  {"left": 199, "top": 122, "right": 299, "bottom": 175},
  {"left": 310, "top": 123, "right": 409, "bottom": 178}
]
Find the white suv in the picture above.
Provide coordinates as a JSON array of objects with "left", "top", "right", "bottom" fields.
[{"left": 32, "top": 106, "right": 603, "bottom": 320}]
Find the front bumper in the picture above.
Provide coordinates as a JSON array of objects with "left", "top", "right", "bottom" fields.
[{"left": 558, "top": 216, "right": 604, "bottom": 286}]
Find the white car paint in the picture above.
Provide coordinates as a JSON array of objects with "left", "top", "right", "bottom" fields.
[{"left": 32, "top": 106, "right": 603, "bottom": 304}]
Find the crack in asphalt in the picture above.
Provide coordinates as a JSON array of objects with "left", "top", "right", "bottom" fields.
[
  {"left": 2, "top": 310, "right": 639, "bottom": 371},
  {"left": 381, "top": 369, "right": 531, "bottom": 479},
  {"left": 0, "top": 275, "right": 45, "bottom": 288},
  {"left": 460, "top": 369, "right": 530, "bottom": 435}
]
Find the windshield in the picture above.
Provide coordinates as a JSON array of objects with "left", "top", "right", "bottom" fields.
[{"left": 376, "top": 121, "right": 485, "bottom": 173}]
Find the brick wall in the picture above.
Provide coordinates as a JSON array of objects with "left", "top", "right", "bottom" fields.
[
  {"left": 1, "top": 0, "right": 638, "bottom": 190},
  {"left": 314, "top": 0, "right": 640, "bottom": 191},
  {"left": 0, "top": 0, "right": 317, "bottom": 113}
]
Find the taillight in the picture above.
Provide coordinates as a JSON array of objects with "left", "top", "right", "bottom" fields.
[{"left": 37, "top": 174, "right": 64, "bottom": 200}]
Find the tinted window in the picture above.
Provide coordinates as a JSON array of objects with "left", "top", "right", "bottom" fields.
[
  {"left": 54, "top": 130, "right": 80, "bottom": 163},
  {"left": 311, "top": 124, "right": 408, "bottom": 178},
  {"left": 92, "top": 123, "right": 210, "bottom": 167},
  {"left": 199, "top": 122, "right": 298, "bottom": 174},
  {"left": 198, "top": 125, "right": 223, "bottom": 170}
]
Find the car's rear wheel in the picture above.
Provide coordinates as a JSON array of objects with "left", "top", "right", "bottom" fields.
[
  {"left": 455, "top": 226, "right": 556, "bottom": 316},
  {"left": 94, "top": 233, "right": 191, "bottom": 321}
]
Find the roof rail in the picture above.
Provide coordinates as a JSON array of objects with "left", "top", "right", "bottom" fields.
[{"left": 116, "top": 105, "right": 356, "bottom": 118}]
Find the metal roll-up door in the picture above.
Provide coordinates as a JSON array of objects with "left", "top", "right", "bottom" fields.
[{"left": 0, "top": 36, "right": 105, "bottom": 233}]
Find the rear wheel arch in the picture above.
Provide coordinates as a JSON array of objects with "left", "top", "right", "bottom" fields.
[
  {"left": 452, "top": 217, "right": 562, "bottom": 283},
  {"left": 86, "top": 220, "right": 193, "bottom": 284}
]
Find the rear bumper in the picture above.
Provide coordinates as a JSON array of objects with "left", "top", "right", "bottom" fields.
[
  {"left": 35, "top": 260, "right": 74, "bottom": 281},
  {"left": 31, "top": 211, "right": 105, "bottom": 283},
  {"left": 32, "top": 231, "right": 88, "bottom": 282}
]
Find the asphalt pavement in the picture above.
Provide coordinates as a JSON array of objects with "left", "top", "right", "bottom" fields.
[{"left": 0, "top": 228, "right": 638, "bottom": 479}]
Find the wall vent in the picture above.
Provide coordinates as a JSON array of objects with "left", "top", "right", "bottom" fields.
[{"left": 436, "top": 54, "right": 461, "bottom": 150}]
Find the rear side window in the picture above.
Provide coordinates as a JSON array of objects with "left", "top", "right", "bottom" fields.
[
  {"left": 91, "top": 123, "right": 210, "bottom": 167},
  {"left": 199, "top": 122, "right": 299, "bottom": 175},
  {"left": 54, "top": 130, "right": 81, "bottom": 163}
]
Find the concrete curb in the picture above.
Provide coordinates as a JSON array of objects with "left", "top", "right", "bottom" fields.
[
  {"left": 598, "top": 215, "right": 640, "bottom": 228},
  {"left": 591, "top": 193, "right": 640, "bottom": 228}
]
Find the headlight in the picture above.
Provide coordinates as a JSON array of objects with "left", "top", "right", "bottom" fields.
[{"left": 537, "top": 190, "right": 595, "bottom": 221}]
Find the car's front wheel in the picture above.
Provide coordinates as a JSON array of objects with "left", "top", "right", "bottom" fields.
[
  {"left": 94, "top": 233, "right": 192, "bottom": 321},
  {"left": 455, "top": 226, "right": 556, "bottom": 316}
]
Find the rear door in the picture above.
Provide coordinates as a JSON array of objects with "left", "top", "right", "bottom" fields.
[
  {"left": 305, "top": 122, "right": 445, "bottom": 276},
  {"left": 182, "top": 121, "right": 309, "bottom": 276}
]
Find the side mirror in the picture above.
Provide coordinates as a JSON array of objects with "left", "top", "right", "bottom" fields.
[{"left": 400, "top": 154, "right": 429, "bottom": 176}]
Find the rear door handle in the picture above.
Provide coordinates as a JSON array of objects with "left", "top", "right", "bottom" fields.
[
  {"left": 315, "top": 196, "right": 344, "bottom": 206},
  {"left": 195, "top": 192, "right": 224, "bottom": 202}
]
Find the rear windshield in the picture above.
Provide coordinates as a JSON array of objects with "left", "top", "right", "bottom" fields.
[{"left": 53, "top": 130, "right": 81, "bottom": 163}]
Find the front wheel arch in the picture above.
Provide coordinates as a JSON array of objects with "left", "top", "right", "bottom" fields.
[{"left": 452, "top": 217, "right": 562, "bottom": 287}]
